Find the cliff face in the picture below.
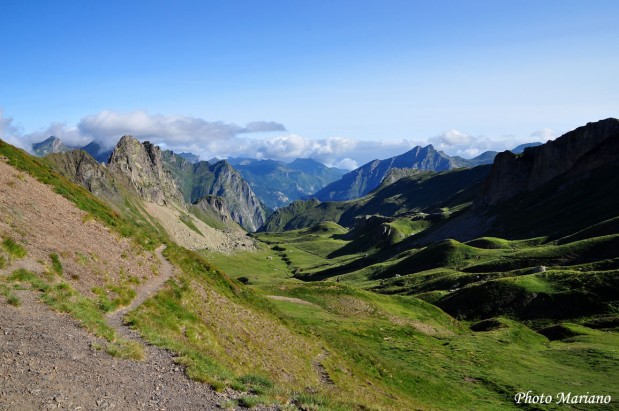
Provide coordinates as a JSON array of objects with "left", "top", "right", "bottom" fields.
[
  {"left": 46, "top": 150, "right": 119, "bottom": 200},
  {"left": 107, "top": 136, "right": 184, "bottom": 206},
  {"left": 161, "top": 151, "right": 267, "bottom": 232},
  {"left": 477, "top": 118, "right": 619, "bottom": 206},
  {"left": 207, "top": 161, "right": 267, "bottom": 232}
]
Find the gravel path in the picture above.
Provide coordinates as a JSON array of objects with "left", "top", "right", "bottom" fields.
[
  {"left": 0, "top": 247, "right": 276, "bottom": 411},
  {"left": 107, "top": 245, "right": 175, "bottom": 330},
  {"left": 0, "top": 290, "right": 227, "bottom": 410}
]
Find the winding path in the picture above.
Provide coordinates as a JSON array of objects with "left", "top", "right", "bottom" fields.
[
  {"left": 107, "top": 244, "right": 175, "bottom": 329},
  {"left": 0, "top": 244, "right": 277, "bottom": 410}
]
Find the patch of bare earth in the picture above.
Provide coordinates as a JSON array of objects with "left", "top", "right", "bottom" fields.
[
  {"left": 0, "top": 160, "right": 157, "bottom": 297},
  {"left": 144, "top": 202, "right": 255, "bottom": 253},
  {"left": 266, "top": 295, "right": 319, "bottom": 308}
]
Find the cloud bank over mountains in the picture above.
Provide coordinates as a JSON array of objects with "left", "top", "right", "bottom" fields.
[{"left": 1, "top": 109, "right": 557, "bottom": 170}]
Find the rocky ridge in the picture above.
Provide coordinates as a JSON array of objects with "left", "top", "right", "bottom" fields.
[
  {"left": 108, "top": 136, "right": 185, "bottom": 206},
  {"left": 161, "top": 150, "right": 267, "bottom": 232},
  {"left": 46, "top": 150, "right": 119, "bottom": 200},
  {"left": 312, "top": 144, "right": 476, "bottom": 201},
  {"left": 477, "top": 118, "right": 619, "bottom": 206}
]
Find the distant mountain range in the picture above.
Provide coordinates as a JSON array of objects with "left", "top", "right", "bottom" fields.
[
  {"left": 262, "top": 119, "right": 619, "bottom": 241},
  {"left": 31, "top": 136, "right": 544, "bottom": 217},
  {"left": 310, "top": 143, "right": 544, "bottom": 202},
  {"left": 30, "top": 137, "right": 346, "bottom": 210},
  {"left": 227, "top": 157, "right": 346, "bottom": 209}
]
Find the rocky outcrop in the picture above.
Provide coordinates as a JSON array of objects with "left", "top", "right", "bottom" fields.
[
  {"left": 161, "top": 151, "right": 267, "bottom": 232},
  {"left": 379, "top": 168, "right": 422, "bottom": 187},
  {"left": 207, "top": 161, "right": 267, "bottom": 232},
  {"left": 108, "top": 136, "right": 184, "bottom": 206},
  {"left": 32, "top": 137, "right": 72, "bottom": 156},
  {"left": 477, "top": 118, "right": 619, "bottom": 206},
  {"left": 46, "top": 150, "right": 119, "bottom": 200},
  {"left": 194, "top": 195, "right": 234, "bottom": 225}
]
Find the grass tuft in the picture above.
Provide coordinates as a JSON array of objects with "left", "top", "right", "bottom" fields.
[
  {"left": 106, "top": 339, "right": 145, "bottom": 360},
  {"left": 2, "top": 237, "right": 27, "bottom": 259},
  {"left": 7, "top": 294, "right": 21, "bottom": 306},
  {"left": 49, "top": 253, "right": 63, "bottom": 275},
  {"left": 236, "top": 395, "right": 267, "bottom": 408}
]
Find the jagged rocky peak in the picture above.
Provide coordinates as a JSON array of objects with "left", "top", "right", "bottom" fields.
[
  {"left": 32, "top": 136, "right": 71, "bottom": 156},
  {"left": 178, "top": 152, "right": 200, "bottom": 163},
  {"left": 477, "top": 118, "right": 619, "bottom": 206},
  {"left": 108, "top": 135, "right": 184, "bottom": 206},
  {"left": 160, "top": 153, "right": 267, "bottom": 232},
  {"left": 46, "top": 150, "right": 118, "bottom": 199},
  {"left": 208, "top": 160, "right": 267, "bottom": 232}
]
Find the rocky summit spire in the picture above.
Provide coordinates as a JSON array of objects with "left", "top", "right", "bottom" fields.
[{"left": 108, "top": 135, "right": 184, "bottom": 206}]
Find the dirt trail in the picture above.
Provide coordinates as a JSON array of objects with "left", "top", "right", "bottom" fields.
[
  {"left": 107, "top": 244, "right": 174, "bottom": 330},
  {"left": 313, "top": 351, "right": 335, "bottom": 386},
  {"left": 266, "top": 295, "right": 319, "bottom": 308},
  {"left": 0, "top": 245, "right": 275, "bottom": 410},
  {"left": 0, "top": 289, "right": 226, "bottom": 410}
]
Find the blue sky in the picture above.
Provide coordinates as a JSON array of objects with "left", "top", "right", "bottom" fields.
[{"left": 1, "top": 0, "right": 618, "bottom": 168}]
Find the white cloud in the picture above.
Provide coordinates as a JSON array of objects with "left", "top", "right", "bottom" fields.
[
  {"left": 335, "top": 158, "right": 358, "bottom": 170},
  {"left": 2, "top": 108, "right": 561, "bottom": 169},
  {"left": 0, "top": 109, "right": 24, "bottom": 149},
  {"left": 434, "top": 129, "right": 473, "bottom": 146},
  {"left": 428, "top": 127, "right": 560, "bottom": 159},
  {"left": 530, "top": 127, "right": 558, "bottom": 142},
  {"left": 76, "top": 110, "right": 287, "bottom": 150}
]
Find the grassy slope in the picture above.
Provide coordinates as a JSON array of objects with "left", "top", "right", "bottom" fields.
[
  {"left": 213, "top": 236, "right": 619, "bottom": 410},
  {"left": 6, "top": 139, "right": 619, "bottom": 409}
]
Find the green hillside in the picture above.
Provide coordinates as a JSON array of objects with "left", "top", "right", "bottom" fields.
[{"left": 261, "top": 165, "right": 491, "bottom": 232}]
